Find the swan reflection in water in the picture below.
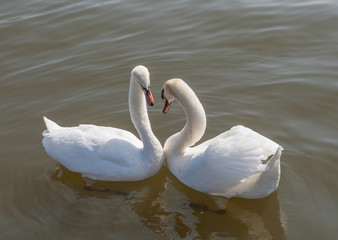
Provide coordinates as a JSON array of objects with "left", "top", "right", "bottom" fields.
[{"left": 51, "top": 165, "right": 287, "bottom": 239}]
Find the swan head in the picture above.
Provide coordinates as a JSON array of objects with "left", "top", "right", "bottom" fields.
[
  {"left": 132, "top": 65, "right": 154, "bottom": 106},
  {"left": 161, "top": 78, "right": 188, "bottom": 114}
]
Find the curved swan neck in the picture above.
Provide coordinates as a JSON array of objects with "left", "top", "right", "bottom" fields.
[
  {"left": 166, "top": 82, "right": 206, "bottom": 154},
  {"left": 128, "top": 76, "right": 160, "bottom": 150}
]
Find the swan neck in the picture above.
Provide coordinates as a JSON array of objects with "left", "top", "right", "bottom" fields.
[
  {"left": 168, "top": 86, "right": 206, "bottom": 153},
  {"left": 128, "top": 77, "right": 159, "bottom": 150}
]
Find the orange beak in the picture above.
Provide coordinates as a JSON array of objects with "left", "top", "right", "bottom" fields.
[
  {"left": 162, "top": 97, "right": 171, "bottom": 114},
  {"left": 161, "top": 89, "right": 171, "bottom": 114},
  {"left": 144, "top": 88, "right": 154, "bottom": 106}
]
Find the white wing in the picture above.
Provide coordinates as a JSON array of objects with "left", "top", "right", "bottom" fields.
[
  {"left": 173, "top": 125, "right": 280, "bottom": 195},
  {"left": 42, "top": 119, "right": 146, "bottom": 181}
]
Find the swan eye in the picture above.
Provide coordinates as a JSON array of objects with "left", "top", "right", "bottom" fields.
[{"left": 139, "top": 83, "right": 148, "bottom": 92}]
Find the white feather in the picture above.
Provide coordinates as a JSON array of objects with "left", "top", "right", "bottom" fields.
[
  {"left": 162, "top": 79, "right": 283, "bottom": 199},
  {"left": 42, "top": 66, "right": 163, "bottom": 181}
]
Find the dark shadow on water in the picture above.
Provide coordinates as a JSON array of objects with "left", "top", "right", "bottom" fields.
[
  {"left": 50, "top": 164, "right": 287, "bottom": 239},
  {"left": 50, "top": 164, "right": 171, "bottom": 235},
  {"left": 170, "top": 171, "right": 288, "bottom": 240},
  {"left": 50, "top": 164, "right": 168, "bottom": 200}
]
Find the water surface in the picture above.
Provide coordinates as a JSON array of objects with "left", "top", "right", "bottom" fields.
[{"left": 1, "top": 0, "right": 337, "bottom": 239}]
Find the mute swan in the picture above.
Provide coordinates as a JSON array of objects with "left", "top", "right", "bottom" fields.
[
  {"left": 161, "top": 78, "right": 283, "bottom": 203},
  {"left": 42, "top": 65, "right": 163, "bottom": 181}
]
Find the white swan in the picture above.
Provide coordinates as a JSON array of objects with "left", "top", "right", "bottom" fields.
[
  {"left": 161, "top": 78, "right": 283, "bottom": 202},
  {"left": 42, "top": 65, "right": 163, "bottom": 181}
]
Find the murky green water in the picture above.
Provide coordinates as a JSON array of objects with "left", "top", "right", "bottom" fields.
[{"left": 1, "top": 0, "right": 337, "bottom": 239}]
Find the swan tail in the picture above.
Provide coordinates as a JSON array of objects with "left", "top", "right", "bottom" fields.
[
  {"left": 266, "top": 146, "right": 283, "bottom": 171},
  {"left": 43, "top": 116, "right": 61, "bottom": 132},
  {"left": 250, "top": 146, "right": 282, "bottom": 198}
]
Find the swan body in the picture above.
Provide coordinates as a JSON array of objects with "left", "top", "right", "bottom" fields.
[
  {"left": 161, "top": 78, "right": 283, "bottom": 199},
  {"left": 42, "top": 66, "right": 163, "bottom": 181}
]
